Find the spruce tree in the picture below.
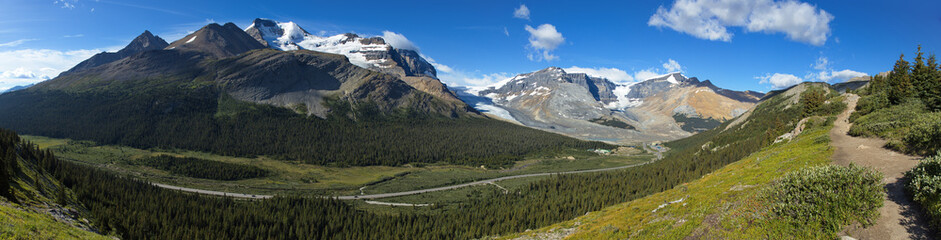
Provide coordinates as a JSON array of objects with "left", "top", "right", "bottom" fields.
[
  {"left": 927, "top": 54, "right": 941, "bottom": 110},
  {"left": 912, "top": 46, "right": 931, "bottom": 101},
  {"left": 888, "top": 53, "right": 913, "bottom": 104}
]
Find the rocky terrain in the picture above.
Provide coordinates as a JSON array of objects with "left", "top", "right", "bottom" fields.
[
  {"left": 464, "top": 68, "right": 762, "bottom": 143},
  {"left": 32, "top": 21, "right": 475, "bottom": 118}
]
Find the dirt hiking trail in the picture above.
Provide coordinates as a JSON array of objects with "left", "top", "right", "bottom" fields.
[{"left": 831, "top": 94, "right": 934, "bottom": 240}]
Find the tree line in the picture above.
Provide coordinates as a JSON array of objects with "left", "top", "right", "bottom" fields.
[{"left": 0, "top": 86, "right": 609, "bottom": 168}]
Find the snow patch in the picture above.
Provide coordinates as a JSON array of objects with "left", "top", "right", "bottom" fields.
[
  {"left": 185, "top": 35, "right": 197, "bottom": 44},
  {"left": 607, "top": 83, "right": 643, "bottom": 109}
]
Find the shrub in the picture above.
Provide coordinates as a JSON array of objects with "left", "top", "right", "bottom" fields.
[
  {"left": 904, "top": 113, "right": 941, "bottom": 155},
  {"left": 904, "top": 154, "right": 941, "bottom": 231},
  {"left": 849, "top": 99, "right": 926, "bottom": 139},
  {"left": 764, "top": 165, "right": 885, "bottom": 236}
]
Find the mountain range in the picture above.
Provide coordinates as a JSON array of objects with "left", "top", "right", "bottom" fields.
[
  {"left": 459, "top": 67, "right": 763, "bottom": 143},
  {"left": 5, "top": 18, "right": 761, "bottom": 146}
]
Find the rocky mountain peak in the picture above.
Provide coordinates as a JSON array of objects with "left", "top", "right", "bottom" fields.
[
  {"left": 166, "top": 22, "right": 265, "bottom": 58},
  {"left": 243, "top": 19, "right": 437, "bottom": 79},
  {"left": 61, "top": 30, "right": 169, "bottom": 75}
]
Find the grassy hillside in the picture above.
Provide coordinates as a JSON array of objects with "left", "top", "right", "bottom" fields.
[
  {"left": 0, "top": 203, "right": 109, "bottom": 240},
  {"left": 507, "top": 119, "right": 881, "bottom": 239},
  {"left": 0, "top": 129, "right": 108, "bottom": 239}
]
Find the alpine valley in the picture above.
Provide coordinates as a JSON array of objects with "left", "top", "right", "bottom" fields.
[{"left": 1, "top": 2, "right": 940, "bottom": 240}]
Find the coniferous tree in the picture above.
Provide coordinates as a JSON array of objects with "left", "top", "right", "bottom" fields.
[
  {"left": 912, "top": 46, "right": 931, "bottom": 101},
  {"left": 926, "top": 54, "right": 941, "bottom": 110},
  {"left": 888, "top": 53, "right": 913, "bottom": 104}
]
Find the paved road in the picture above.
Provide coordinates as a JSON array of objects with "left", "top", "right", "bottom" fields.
[
  {"left": 152, "top": 183, "right": 273, "bottom": 199},
  {"left": 831, "top": 94, "right": 933, "bottom": 240},
  {"left": 333, "top": 159, "right": 656, "bottom": 200},
  {"left": 153, "top": 145, "right": 665, "bottom": 200}
]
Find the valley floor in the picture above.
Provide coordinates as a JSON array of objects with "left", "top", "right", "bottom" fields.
[{"left": 831, "top": 94, "right": 935, "bottom": 239}]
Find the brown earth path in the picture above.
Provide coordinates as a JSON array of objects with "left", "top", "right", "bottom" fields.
[{"left": 831, "top": 93, "right": 934, "bottom": 240}]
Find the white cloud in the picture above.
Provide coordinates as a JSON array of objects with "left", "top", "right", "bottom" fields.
[
  {"left": 438, "top": 70, "right": 513, "bottom": 87},
  {"left": 0, "top": 39, "right": 38, "bottom": 47},
  {"left": 56, "top": 0, "right": 77, "bottom": 9},
  {"left": 63, "top": 34, "right": 84, "bottom": 38},
  {"left": 634, "top": 69, "right": 663, "bottom": 82},
  {"left": 813, "top": 56, "right": 829, "bottom": 70},
  {"left": 524, "top": 24, "right": 564, "bottom": 61},
  {"left": 514, "top": 4, "right": 531, "bottom": 20},
  {"left": 381, "top": 31, "right": 419, "bottom": 51},
  {"left": 1, "top": 68, "right": 38, "bottom": 79},
  {"left": 820, "top": 69, "right": 867, "bottom": 82},
  {"left": 758, "top": 73, "right": 803, "bottom": 89},
  {"left": 503, "top": 27, "right": 510, "bottom": 36},
  {"left": 629, "top": 59, "right": 686, "bottom": 81},
  {"left": 662, "top": 59, "right": 682, "bottom": 72},
  {"left": 648, "top": 0, "right": 834, "bottom": 46},
  {"left": 810, "top": 56, "right": 867, "bottom": 82},
  {"left": 564, "top": 66, "right": 634, "bottom": 83},
  {"left": 0, "top": 48, "right": 100, "bottom": 91},
  {"left": 421, "top": 55, "right": 453, "bottom": 74}
]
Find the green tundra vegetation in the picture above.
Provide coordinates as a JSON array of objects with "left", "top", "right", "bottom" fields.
[
  {"left": 0, "top": 84, "right": 610, "bottom": 168},
  {"left": 904, "top": 153, "right": 941, "bottom": 232},
  {"left": 851, "top": 46, "right": 941, "bottom": 155},
  {"left": 138, "top": 155, "right": 269, "bottom": 181}
]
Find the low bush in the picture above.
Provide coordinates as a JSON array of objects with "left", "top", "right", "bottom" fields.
[
  {"left": 904, "top": 113, "right": 941, "bottom": 155},
  {"left": 764, "top": 165, "right": 884, "bottom": 236},
  {"left": 849, "top": 99, "right": 926, "bottom": 139},
  {"left": 904, "top": 154, "right": 941, "bottom": 231}
]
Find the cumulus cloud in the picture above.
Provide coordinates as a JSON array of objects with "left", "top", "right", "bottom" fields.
[
  {"left": 0, "top": 39, "right": 38, "bottom": 47},
  {"left": 1, "top": 68, "right": 38, "bottom": 79},
  {"left": 381, "top": 31, "right": 419, "bottom": 51},
  {"left": 758, "top": 73, "right": 803, "bottom": 89},
  {"left": 662, "top": 59, "right": 682, "bottom": 72},
  {"left": 0, "top": 48, "right": 99, "bottom": 91},
  {"left": 633, "top": 69, "right": 664, "bottom": 82},
  {"left": 438, "top": 70, "right": 513, "bottom": 87},
  {"left": 811, "top": 56, "right": 867, "bottom": 82},
  {"left": 421, "top": 55, "right": 453, "bottom": 74},
  {"left": 628, "top": 59, "right": 686, "bottom": 81},
  {"left": 564, "top": 66, "right": 634, "bottom": 83},
  {"left": 514, "top": 4, "right": 531, "bottom": 20},
  {"left": 648, "top": 0, "right": 834, "bottom": 46},
  {"left": 524, "top": 24, "right": 565, "bottom": 61}
]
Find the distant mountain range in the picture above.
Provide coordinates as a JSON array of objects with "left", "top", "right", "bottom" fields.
[
  {"left": 458, "top": 67, "right": 763, "bottom": 143},
  {"left": 3, "top": 18, "right": 765, "bottom": 145}
]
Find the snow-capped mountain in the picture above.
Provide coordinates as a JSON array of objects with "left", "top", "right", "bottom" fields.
[
  {"left": 245, "top": 18, "right": 436, "bottom": 79},
  {"left": 243, "top": 18, "right": 462, "bottom": 104},
  {"left": 462, "top": 67, "right": 763, "bottom": 143}
]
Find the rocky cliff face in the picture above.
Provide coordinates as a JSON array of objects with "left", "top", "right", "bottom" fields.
[
  {"left": 62, "top": 30, "right": 169, "bottom": 75},
  {"left": 463, "top": 68, "right": 763, "bottom": 143}
]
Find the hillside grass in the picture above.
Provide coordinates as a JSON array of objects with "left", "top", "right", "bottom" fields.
[
  {"left": 504, "top": 123, "right": 880, "bottom": 239},
  {"left": 0, "top": 203, "right": 109, "bottom": 240}
]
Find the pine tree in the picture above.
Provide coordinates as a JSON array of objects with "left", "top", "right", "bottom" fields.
[
  {"left": 912, "top": 45, "right": 931, "bottom": 101},
  {"left": 927, "top": 54, "right": 941, "bottom": 110},
  {"left": 888, "top": 53, "right": 913, "bottom": 104}
]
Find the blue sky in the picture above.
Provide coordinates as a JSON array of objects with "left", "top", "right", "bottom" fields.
[{"left": 1, "top": 0, "right": 939, "bottom": 92}]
